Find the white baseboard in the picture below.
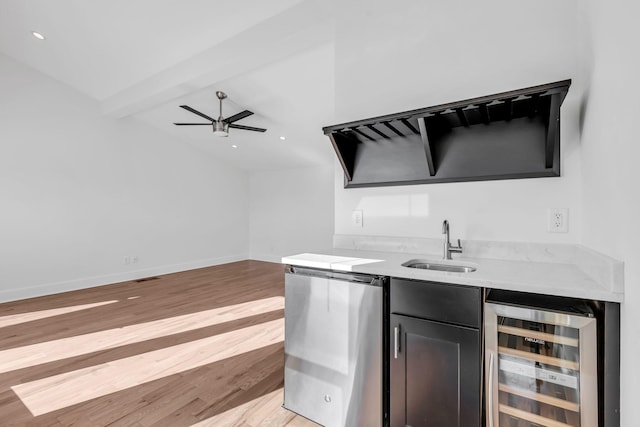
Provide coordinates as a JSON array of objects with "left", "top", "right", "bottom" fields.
[
  {"left": 0, "top": 254, "right": 249, "bottom": 304},
  {"left": 249, "top": 253, "right": 283, "bottom": 263}
]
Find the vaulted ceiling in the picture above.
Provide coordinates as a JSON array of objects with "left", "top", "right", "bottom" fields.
[{"left": 0, "top": 0, "right": 337, "bottom": 171}]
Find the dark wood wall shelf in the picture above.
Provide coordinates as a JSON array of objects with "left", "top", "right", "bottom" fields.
[{"left": 323, "top": 80, "right": 571, "bottom": 188}]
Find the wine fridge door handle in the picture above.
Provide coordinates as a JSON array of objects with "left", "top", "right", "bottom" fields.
[
  {"left": 488, "top": 351, "right": 495, "bottom": 427},
  {"left": 394, "top": 326, "right": 399, "bottom": 359}
]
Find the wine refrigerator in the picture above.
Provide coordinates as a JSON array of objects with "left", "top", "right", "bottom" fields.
[{"left": 485, "top": 301, "right": 597, "bottom": 427}]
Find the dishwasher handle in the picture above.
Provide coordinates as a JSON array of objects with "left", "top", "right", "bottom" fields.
[{"left": 286, "top": 265, "right": 386, "bottom": 286}]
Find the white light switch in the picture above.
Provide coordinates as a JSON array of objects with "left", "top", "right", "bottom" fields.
[{"left": 352, "top": 210, "right": 363, "bottom": 227}]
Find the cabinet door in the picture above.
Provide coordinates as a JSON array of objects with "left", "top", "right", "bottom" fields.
[{"left": 390, "top": 314, "right": 481, "bottom": 427}]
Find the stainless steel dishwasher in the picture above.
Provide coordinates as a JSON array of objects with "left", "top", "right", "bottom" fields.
[{"left": 284, "top": 265, "right": 386, "bottom": 427}]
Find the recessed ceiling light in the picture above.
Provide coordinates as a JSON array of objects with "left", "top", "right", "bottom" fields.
[
  {"left": 31, "top": 31, "right": 46, "bottom": 40},
  {"left": 231, "top": 144, "right": 238, "bottom": 148},
  {"left": 280, "top": 136, "right": 286, "bottom": 140}
]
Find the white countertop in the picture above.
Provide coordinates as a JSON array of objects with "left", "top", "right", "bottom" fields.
[{"left": 282, "top": 248, "right": 624, "bottom": 303}]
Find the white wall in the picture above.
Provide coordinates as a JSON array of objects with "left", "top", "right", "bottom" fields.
[
  {"left": 580, "top": 1, "right": 640, "bottom": 425},
  {"left": 249, "top": 166, "right": 334, "bottom": 262},
  {"left": 331, "top": 0, "right": 636, "bottom": 423},
  {"left": 332, "top": 0, "right": 584, "bottom": 243},
  {"left": 0, "top": 53, "right": 250, "bottom": 302}
]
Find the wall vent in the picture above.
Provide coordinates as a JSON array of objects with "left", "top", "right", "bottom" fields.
[{"left": 135, "top": 276, "right": 160, "bottom": 283}]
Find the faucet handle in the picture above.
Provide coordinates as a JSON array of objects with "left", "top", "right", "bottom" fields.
[{"left": 449, "top": 239, "right": 463, "bottom": 255}]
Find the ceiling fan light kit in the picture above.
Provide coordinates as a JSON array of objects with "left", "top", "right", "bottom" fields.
[
  {"left": 174, "top": 91, "right": 267, "bottom": 137},
  {"left": 213, "top": 121, "right": 229, "bottom": 137}
]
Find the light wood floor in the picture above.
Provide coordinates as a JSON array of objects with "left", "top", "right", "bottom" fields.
[{"left": 0, "top": 260, "right": 319, "bottom": 426}]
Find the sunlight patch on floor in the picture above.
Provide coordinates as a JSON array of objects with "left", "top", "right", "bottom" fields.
[
  {"left": 0, "top": 300, "right": 119, "bottom": 328},
  {"left": 12, "top": 318, "right": 284, "bottom": 416},
  {"left": 0, "top": 296, "right": 284, "bottom": 374},
  {"left": 190, "top": 388, "right": 318, "bottom": 427}
]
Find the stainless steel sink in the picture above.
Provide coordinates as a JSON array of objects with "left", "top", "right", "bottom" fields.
[{"left": 402, "top": 259, "right": 477, "bottom": 273}]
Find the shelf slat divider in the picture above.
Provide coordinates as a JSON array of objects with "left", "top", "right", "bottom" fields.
[
  {"left": 500, "top": 403, "right": 574, "bottom": 427},
  {"left": 498, "top": 384, "right": 580, "bottom": 412},
  {"left": 499, "top": 346, "right": 579, "bottom": 370},
  {"left": 498, "top": 325, "right": 579, "bottom": 347}
]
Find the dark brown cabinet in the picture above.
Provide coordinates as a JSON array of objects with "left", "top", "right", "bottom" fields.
[{"left": 390, "top": 278, "right": 482, "bottom": 427}]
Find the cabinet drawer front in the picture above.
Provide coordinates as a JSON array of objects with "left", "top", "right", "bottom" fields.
[{"left": 391, "top": 278, "right": 481, "bottom": 328}]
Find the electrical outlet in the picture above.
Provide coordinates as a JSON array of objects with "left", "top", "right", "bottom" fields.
[
  {"left": 132, "top": 256, "right": 139, "bottom": 264},
  {"left": 548, "top": 208, "right": 569, "bottom": 233},
  {"left": 352, "top": 210, "right": 363, "bottom": 227}
]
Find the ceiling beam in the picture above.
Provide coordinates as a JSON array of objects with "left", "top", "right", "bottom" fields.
[{"left": 101, "top": 0, "right": 335, "bottom": 118}]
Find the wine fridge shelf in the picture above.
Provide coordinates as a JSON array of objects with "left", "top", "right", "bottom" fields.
[
  {"left": 498, "top": 346, "right": 580, "bottom": 370},
  {"left": 499, "top": 403, "right": 576, "bottom": 427},
  {"left": 498, "top": 384, "right": 580, "bottom": 413},
  {"left": 497, "top": 325, "right": 579, "bottom": 347}
]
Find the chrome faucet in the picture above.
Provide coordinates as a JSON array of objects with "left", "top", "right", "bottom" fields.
[{"left": 442, "top": 219, "right": 463, "bottom": 260}]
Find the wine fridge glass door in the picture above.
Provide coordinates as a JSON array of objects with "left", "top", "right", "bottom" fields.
[{"left": 485, "top": 303, "right": 597, "bottom": 427}]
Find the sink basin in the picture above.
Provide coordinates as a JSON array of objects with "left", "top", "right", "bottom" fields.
[{"left": 402, "top": 259, "right": 477, "bottom": 273}]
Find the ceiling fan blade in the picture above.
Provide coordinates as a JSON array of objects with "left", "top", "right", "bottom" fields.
[
  {"left": 224, "top": 110, "right": 254, "bottom": 124},
  {"left": 229, "top": 123, "right": 267, "bottom": 132},
  {"left": 173, "top": 123, "right": 212, "bottom": 126},
  {"left": 179, "top": 105, "right": 216, "bottom": 122}
]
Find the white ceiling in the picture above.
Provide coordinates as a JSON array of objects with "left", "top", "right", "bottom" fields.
[
  {"left": 136, "top": 43, "right": 336, "bottom": 170},
  {"left": 0, "top": 0, "right": 337, "bottom": 171}
]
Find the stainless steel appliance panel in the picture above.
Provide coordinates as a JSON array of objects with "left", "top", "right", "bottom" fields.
[{"left": 284, "top": 268, "right": 383, "bottom": 427}]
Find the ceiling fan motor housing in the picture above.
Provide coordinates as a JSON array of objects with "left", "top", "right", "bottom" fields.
[{"left": 213, "top": 120, "right": 229, "bottom": 137}]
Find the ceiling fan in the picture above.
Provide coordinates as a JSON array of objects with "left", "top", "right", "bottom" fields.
[{"left": 174, "top": 91, "right": 267, "bottom": 137}]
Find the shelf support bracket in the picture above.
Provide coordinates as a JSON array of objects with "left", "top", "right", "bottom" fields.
[
  {"left": 418, "top": 117, "right": 436, "bottom": 176},
  {"left": 545, "top": 94, "right": 561, "bottom": 169},
  {"left": 328, "top": 132, "right": 354, "bottom": 181},
  {"left": 456, "top": 108, "right": 469, "bottom": 127}
]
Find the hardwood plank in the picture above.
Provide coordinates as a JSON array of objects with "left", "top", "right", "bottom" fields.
[
  {"left": 0, "top": 310, "right": 283, "bottom": 387},
  {"left": 0, "top": 261, "right": 283, "bottom": 350},
  {"left": 0, "top": 296, "right": 284, "bottom": 373},
  {"left": 193, "top": 388, "right": 318, "bottom": 427},
  {"left": 0, "top": 261, "right": 306, "bottom": 426},
  {"left": 0, "top": 300, "right": 118, "bottom": 328},
  {"left": 54, "top": 346, "right": 282, "bottom": 427},
  {"left": 143, "top": 397, "right": 210, "bottom": 427},
  {"left": 13, "top": 319, "right": 285, "bottom": 416}
]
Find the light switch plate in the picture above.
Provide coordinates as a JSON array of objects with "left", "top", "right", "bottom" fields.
[{"left": 351, "top": 210, "right": 363, "bottom": 227}]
